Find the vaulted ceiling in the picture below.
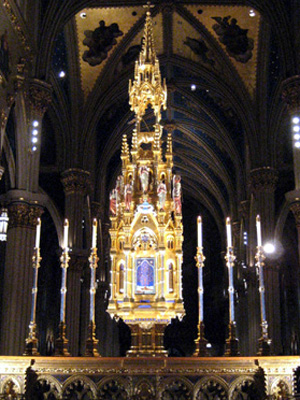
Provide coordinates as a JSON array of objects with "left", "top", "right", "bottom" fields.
[{"left": 25, "top": 0, "right": 297, "bottom": 236}]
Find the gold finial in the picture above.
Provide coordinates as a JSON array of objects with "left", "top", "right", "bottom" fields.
[
  {"left": 121, "top": 134, "right": 129, "bottom": 158},
  {"left": 128, "top": 4, "right": 167, "bottom": 129},
  {"left": 166, "top": 132, "right": 172, "bottom": 155}
]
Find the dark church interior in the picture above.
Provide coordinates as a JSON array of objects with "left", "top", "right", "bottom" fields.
[{"left": 0, "top": 0, "right": 300, "bottom": 398}]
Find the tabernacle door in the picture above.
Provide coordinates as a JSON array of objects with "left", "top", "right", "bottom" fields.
[{"left": 135, "top": 257, "right": 155, "bottom": 295}]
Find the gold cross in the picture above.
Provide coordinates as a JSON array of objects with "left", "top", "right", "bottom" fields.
[{"left": 143, "top": 2, "right": 154, "bottom": 11}]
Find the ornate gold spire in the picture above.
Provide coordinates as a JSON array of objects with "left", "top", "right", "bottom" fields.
[
  {"left": 128, "top": 9, "right": 167, "bottom": 127},
  {"left": 108, "top": 6, "right": 184, "bottom": 357}
]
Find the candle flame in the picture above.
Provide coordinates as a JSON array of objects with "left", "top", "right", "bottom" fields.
[
  {"left": 197, "top": 216, "right": 201, "bottom": 223},
  {"left": 256, "top": 215, "right": 260, "bottom": 222},
  {"left": 93, "top": 218, "right": 97, "bottom": 226},
  {"left": 64, "top": 218, "right": 69, "bottom": 227},
  {"left": 37, "top": 217, "right": 41, "bottom": 225},
  {"left": 226, "top": 217, "right": 230, "bottom": 225}
]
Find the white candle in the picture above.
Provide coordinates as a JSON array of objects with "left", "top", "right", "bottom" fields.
[
  {"left": 35, "top": 218, "right": 41, "bottom": 248},
  {"left": 92, "top": 218, "right": 97, "bottom": 249},
  {"left": 197, "top": 216, "right": 202, "bottom": 248},
  {"left": 226, "top": 217, "right": 232, "bottom": 248},
  {"left": 63, "top": 219, "right": 69, "bottom": 249},
  {"left": 256, "top": 215, "right": 262, "bottom": 246}
]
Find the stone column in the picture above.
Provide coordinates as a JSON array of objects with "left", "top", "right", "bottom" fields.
[
  {"left": 61, "top": 168, "right": 90, "bottom": 356},
  {"left": 289, "top": 202, "right": 300, "bottom": 262},
  {"left": 250, "top": 167, "right": 280, "bottom": 354},
  {"left": 27, "top": 79, "right": 52, "bottom": 192},
  {"left": 282, "top": 75, "right": 300, "bottom": 258},
  {"left": 0, "top": 200, "right": 43, "bottom": 355},
  {"left": 282, "top": 76, "right": 300, "bottom": 189}
]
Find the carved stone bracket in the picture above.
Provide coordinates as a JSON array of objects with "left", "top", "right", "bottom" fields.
[
  {"left": 61, "top": 169, "right": 91, "bottom": 195},
  {"left": 281, "top": 75, "right": 300, "bottom": 115},
  {"left": 250, "top": 167, "right": 278, "bottom": 194},
  {"left": 29, "top": 79, "right": 52, "bottom": 117},
  {"left": 7, "top": 202, "right": 43, "bottom": 229},
  {"left": 290, "top": 202, "right": 300, "bottom": 227}
]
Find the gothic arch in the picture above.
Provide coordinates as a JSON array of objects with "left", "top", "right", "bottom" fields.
[
  {"left": 193, "top": 375, "right": 228, "bottom": 400},
  {"left": 270, "top": 377, "right": 291, "bottom": 399},
  {"left": 0, "top": 376, "right": 22, "bottom": 396},
  {"left": 62, "top": 375, "right": 97, "bottom": 398},
  {"left": 158, "top": 376, "right": 193, "bottom": 400},
  {"left": 229, "top": 375, "right": 263, "bottom": 400},
  {"left": 133, "top": 378, "right": 155, "bottom": 399},
  {"left": 98, "top": 376, "right": 131, "bottom": 399},
  {"left": 36, "top": 374, "right": 61, "bottom": 395}
]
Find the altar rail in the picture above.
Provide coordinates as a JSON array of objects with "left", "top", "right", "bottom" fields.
[{"left": 0, "top": 356, "right": 299, "bottom": 399}]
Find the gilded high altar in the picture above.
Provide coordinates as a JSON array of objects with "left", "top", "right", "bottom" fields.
[{"left": 107, "top": 9, "right": 185, "bottom": 356}]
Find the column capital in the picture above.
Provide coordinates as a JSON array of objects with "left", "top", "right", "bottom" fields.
[
  {"left": 7, "top": 201, "right": 43, "bottom": 229},
  {"left": 250, "top": 167, "right": 278, "bottom": 193},
  {"left": 281, "top": 75, "right": 300, "bottom": 116},
  {"left": 163, "top": 120, "right": 176, "bottom": 133},
  {"left": 61, "top": 168, "right": 90, "bottom": 195},
  {"left": 69, "top": 251, "right": 88, "bottom": 272},
  {"left": 232, "top": 220, "right": 240, "bottom": 240},
  {"left": 91, "top": 201, "right": 103, "bottom": 220},
  {"left": 29, "top": 79, "right": 52, "bottom": 117},
  {"left": 239, "top": 200, "right": 249, "bottom": 220}
]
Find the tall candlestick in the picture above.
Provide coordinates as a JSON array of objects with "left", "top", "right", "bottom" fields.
[
  {"left": 92, "top": 218, "right": 97, "bottom": 249},
  {"left": 35, "top": 218, "right": 41, "bottom": 248},
  {"left": 63, "top": 219, "right": 69, "bottom": 249},
  {"left": 226, "top": 217, "right": 232, "bottom": 247},
  {"left": 256, "top": 215, "right": 262, "bottom": 247},
  {"left": 86, "top": 228, "right": 100, "bottom": 356},
  {"left": 197, "top": 216, "right": 202, "bottom": 248},
  {"left": 55, "top": 219, "right": 70, "bottom": 356}
]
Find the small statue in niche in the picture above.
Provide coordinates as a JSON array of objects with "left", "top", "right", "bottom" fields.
[
  {"left": 82, "top": 20, "right": 123, "bottom": 66},
  {"left": 119, "top": 263, "right": 124, "bottom": 293},
  {"left": 183, "top": 37, "right": 215, "bottom": 66},
  {"left": 109, "top": 189, "right": 117, "bottom": 215},
  {"left": 115, "top": 175, "right": 123, "bottom": 203},
  {"left": 157, "top": 180, "right": 167, "bottom": 211},
  {"left": 212, "top": 16, "right": 254, "bottom": 63},
  {"left": 124, "top": 181, "right": 133, "bottom": 211},
  {"left": 172, "top": 175, "right": 182, "bottom": 214},
  {"left": 139, "top": 165, "right": 149, "bottom": 193}
]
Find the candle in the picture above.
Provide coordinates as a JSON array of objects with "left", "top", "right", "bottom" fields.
[
  {"left": 197, "top": 216, "right": 202, "bottom": 248},
  {"left": 63, "top": 219, "right": 69, "bottom": 250},
  {"left": 35, "top": 218, "right": 41, "bottom": 248},
  {"left": 226, "top": 217, "right": 232, "bottom": 248},
  {"left": 92, "top": 218, "right": 97, "bottom": 249},
  {"left": 256, "top": 215, "right": 262, "bottom": 247}
]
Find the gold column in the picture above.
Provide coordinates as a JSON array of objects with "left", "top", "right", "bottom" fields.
[
  {"left": 176, "top": 253, "right": 183, "bottom": 301},
  {"left": 160, "top": 250, "right": 165, "bottom": 301},
  {"left": 131, "top": 251, "right": 135, "bottom": 299},
  {"left": 282, "top": 77, "right": 300, "bottom": 187},
  {"left": 124, "top": 251, "right": 130, "bottom": 302},
  {"left": 0, "top": 201, "right": 43, "bottom": 355}
]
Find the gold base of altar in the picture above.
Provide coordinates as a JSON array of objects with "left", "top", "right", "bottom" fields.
[
  {"left": 126, "top": 322, "right": 168, "bottom": 357},
  {"left": 0, "top": 356, "right": 299, "bottom": 399}
]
